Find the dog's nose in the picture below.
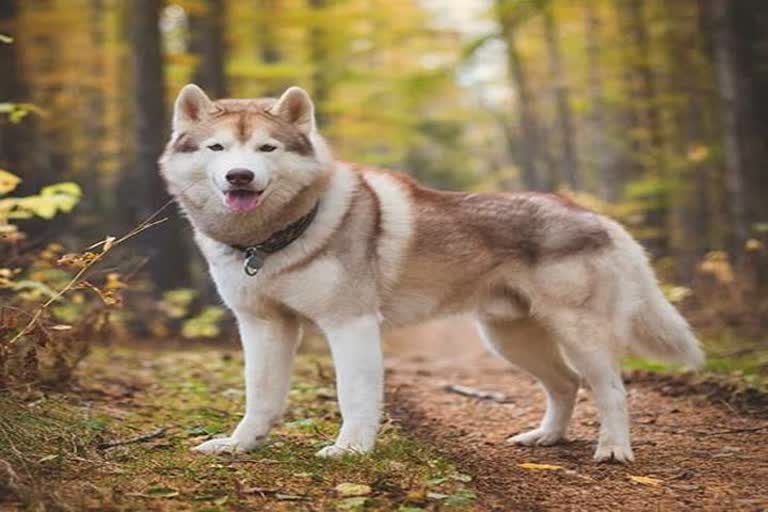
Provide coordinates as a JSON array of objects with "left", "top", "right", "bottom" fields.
[{"left": 225, "top": 168, "right": 255, "bottom": 187}]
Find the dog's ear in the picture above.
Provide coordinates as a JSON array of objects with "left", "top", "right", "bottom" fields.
[
  {"left": 173, "top": 84, "right": 212, "bottom": 132},
  {"left": 269, "top": 87, "right": 316, "bottom": 134}
]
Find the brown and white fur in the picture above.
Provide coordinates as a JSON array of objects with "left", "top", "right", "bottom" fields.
[{"left": 160, "top": 84, "right": 704, "bottom": 463}]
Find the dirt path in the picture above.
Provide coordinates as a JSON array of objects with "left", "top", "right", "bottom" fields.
[{"left": 384, "top": 319, "right": 768, "bottom": 511}]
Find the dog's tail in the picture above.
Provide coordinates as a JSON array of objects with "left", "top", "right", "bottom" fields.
[{"left": 630, "top": 281, "right": 705, "bottom": 369}]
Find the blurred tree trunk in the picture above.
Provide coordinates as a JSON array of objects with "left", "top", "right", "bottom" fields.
[
  {"left": 630, "top": 0, "right": 667, "bottom": 256},
  {"left": 190, "top": 0, "right": 227, "bottom": 98},
  {"left": 0, "top": 0, "right": 25, "bottom": 176},
  {"left": 617, "top": 0, "right": 668, "bottom": 256},
  {"left": 0, "top": 0, "right": 52, "bottom": 194},
  {"left": 130, "top": 0, "right": 189, "bottom": 292},
  {"left": 615, "top": 0, "right": 643, "bottom": 186},
  {"left": 308, "top": 0, "right": 331, "bottom": 127},
  {"left": 583, "top": 1, "right": 616, "bottom": 200},
  {"left": 255, "top": 0, "right": 282, "bottom": 97},
  {"left": 495, "top": 0, "right": 547, "bottom": 191},
  {"left": 627, "top": 0, "right": 664, "bottom": 167},
  {"left": 711, "top": 0, "right": 768, "bottom": 283},
  {"left": 666, "top": 0, "right": 715, "bottom": 281},
  {"left": 711, "top": 0, "right": 749, "bottom": 254},
  {"left": 542, "top": 3, "right": 580, "bottom": 190}
]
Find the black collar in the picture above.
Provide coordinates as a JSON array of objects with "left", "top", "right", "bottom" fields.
[{"left": 231, "top": 203, "right": 319, "bottom": 276}]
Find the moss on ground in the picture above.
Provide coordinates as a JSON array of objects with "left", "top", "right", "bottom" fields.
[{"left": 0, "top": 345, "right": 477, "bottom": 511}]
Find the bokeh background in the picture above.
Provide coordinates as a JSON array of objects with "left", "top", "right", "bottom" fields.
[{"left": 1, "top": 0, "right": 767, "bottom": 386}]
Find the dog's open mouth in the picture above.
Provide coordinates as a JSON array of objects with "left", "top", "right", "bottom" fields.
[{"left": 224, "top": 189, "right": 261, "bottom": 213}]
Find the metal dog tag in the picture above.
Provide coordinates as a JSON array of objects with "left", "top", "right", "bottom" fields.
[{"left": 243, "top": 247, "right": 266, "bottom": 276}]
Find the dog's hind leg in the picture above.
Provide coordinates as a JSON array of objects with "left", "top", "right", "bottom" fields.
[
  {"left": 546, "top": 311, "right": 634, "bottom": 463},
  {"left": 477, "top": 318, "right": 580, "bottom": 447}
]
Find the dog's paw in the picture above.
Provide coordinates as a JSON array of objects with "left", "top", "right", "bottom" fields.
[
  {"left": 315, "top": 444, "right": 368, "bottom": 459},
  {"left": 506, "top": 428, "right": 565, "bottom": 447},
  {"left": 593, "top": 443, "right": 634, "bottom": 463},
  {"left": 192, "top": 436, "right": 259, "bottom": 454}
]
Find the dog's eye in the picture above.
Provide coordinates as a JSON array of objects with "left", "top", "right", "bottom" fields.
[
  {"left": 207, "top": 143, "right": 224, "bottom": 151},
  {"left": 258, "top": 144, "right": 277, "bottom": 153}
]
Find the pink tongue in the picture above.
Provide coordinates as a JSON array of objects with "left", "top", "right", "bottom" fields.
[{"left": 225, "top": 191, "right": 260, "bottom": 212}]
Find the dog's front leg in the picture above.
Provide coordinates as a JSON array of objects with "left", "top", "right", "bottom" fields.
[
  {"left": 316, "top": 315, "right": 383, "bottom": 458},
  {"left": 193, "top": 310, "right": 300, "bottom": 454}
]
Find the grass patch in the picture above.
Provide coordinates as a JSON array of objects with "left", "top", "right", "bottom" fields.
[
  {"left": 0, "top": 345, "right": 477, "bottom": 511},
  {"left": 623, "top": 332, "right": 768, "bottom": 391}
]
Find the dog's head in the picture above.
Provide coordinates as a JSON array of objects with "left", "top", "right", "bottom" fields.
[{"left": 160, "top": 85, "right": 332, "bottom": 242}]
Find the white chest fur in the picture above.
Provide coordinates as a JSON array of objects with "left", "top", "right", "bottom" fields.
[{"left": 206, "top": 250, "right": 345, "bottom": 321}]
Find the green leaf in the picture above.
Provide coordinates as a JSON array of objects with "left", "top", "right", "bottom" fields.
[
  {"left": 182, "top": 306, "right": 226, "bottom": 339},
  {"left": 81, "top": 419, "right": 108, "bottom": 431},
  {"left": 41, "top": 182, "right": 82, "bottom": 198},
  {"left": 0, "top": 170, "right": 20, "bottom": 195},
  {"left": 284, "top": 418, "right": 318, "bottom": 431},
  {"left": 11, "top": 280, "right": 58, "bottom": 299},
  {"left": 443, "top": 489, "right": 477, "bottom": 506}
]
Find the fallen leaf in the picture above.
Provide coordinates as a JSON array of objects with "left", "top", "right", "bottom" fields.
[
  {"left": 335, "top": 482, "right": 372, "bottom": 497},
  {"left": 451, "top": 472, "right": 473, "bottom": 482},
  {"left": 192, "top": 494, "right": 228, "bottom": 505},
  {"left": 518, "top": 463, "right": 563, "bottom": 471},
  {"left": 337, "top": 496, "right": 370, "bottom": 510},
  {"left": 275, "top": 493, "right": 310, "bottom": 501},
  {"left": 143, "top": 486, "right": 179, "bottom": 498},
  {"left": 628, "top": 475, "right": 663, "bottom": 487}
]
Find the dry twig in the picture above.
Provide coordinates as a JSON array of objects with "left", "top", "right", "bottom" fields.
[
  {"left": 444, "top": 384, "right": 511, "bottom": 403},
  {"left": 97, "top": 427, "right": 166, "bottom": 450}
]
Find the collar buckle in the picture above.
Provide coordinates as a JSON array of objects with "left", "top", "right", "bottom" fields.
[{"left": 243, "top": 247, "right": 266, "bottom": 276}]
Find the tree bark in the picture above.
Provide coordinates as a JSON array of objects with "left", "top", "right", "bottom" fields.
[
  {"left": 583, "top": 1, "right": 616, "bottom": 200},
  {"left": 710, "top": 0, "right": 748, "bottom": 251},
  {"left": 0, "top": 0, "right": 24, "bottom": 176},
  {"left": 542, "top": 3, "right": 580, "bottom": 190},
  {"left": 711, "top": 0, "right": 768, "bottom": 284},
  {"left": 130, "top": 0, "right": 189, "bottom": 291},
  {"left": 665, "top": 0, "right": 715, "bottom": 281},
  {"left": 254, "top": 0, "right": 283, "bottom": 97},
  {"left": 308, "top": 0, "right": 331, "bottom": 127},
  {"left": 617, "top": 0, "right": 668, "bottom": 256},
  {"left": 495, "top": 0, "right": 547, "bottom": 191},
  {"left": 0, "top": 0, "right": 52, "bottom": 194},
  {"left": 191, "top": 0, "right": 228, "bottom": 98}
]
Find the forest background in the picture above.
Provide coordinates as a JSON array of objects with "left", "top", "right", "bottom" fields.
[{"left": 1, "top": 0, "right": 767, "bottom": 386}]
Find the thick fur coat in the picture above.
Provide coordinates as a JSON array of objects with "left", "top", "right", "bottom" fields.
[{"left": 160, "top": 84, "right": 704, "bottom": 463}]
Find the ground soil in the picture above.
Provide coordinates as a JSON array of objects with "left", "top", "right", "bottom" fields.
[{"left": 384, "top": 319, "right": 768, "bottom": 512}]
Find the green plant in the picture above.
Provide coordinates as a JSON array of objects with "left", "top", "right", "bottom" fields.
[{"left": 0, "top": 170, "right": 156, "bottom": 387}]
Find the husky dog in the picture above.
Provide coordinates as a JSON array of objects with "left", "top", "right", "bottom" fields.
[{"left": 160, "top": 84, "right": 703, "bottom": 463}]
